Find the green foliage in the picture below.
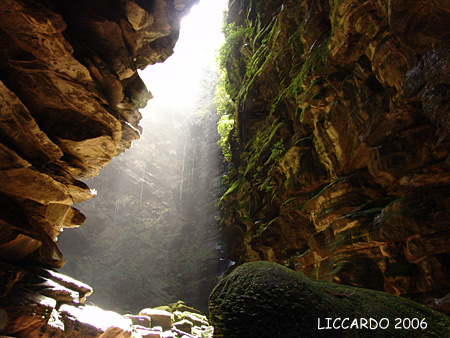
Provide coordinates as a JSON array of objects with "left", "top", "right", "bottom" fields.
[
  {"left": 258, "top": 176, "right": 275, "bottom": 192},
  {"left": 272, "top": 140, "right": 285, "bottom": 159},
  {"left": 291, "top": 176, "right": 347, "bottom": 212},
  {"left": 283, "top": 251, "right": 302, "bottom": 269},
  {"left": 271, "top": 37, "right": 330, "bottom": 117},
  {"left": 268, "top": 121, "right": 285, "bottom": 144},
  {"left": 218, "top": 22, "right": 253, "bottom": 71},
  {"left": 220, "top": 177, "right": 244, "bottom": 201},
  {"left": 254, "top": 222, "right": 267, "bottom": 236},
  {"left": 214, "top": 69, "right": 233, "bottom": 114},
  {"left": 241, "top": 17, "right": 278, "bottom": 87},
  {"left": 217, "top": 113, "right": 234, "bottom": 161},
  {"left": 215, "top": 52, "right": 235, "bottom": 162},
  {"left": 214, "top": 21, "right": 253, "bottom": 163}
]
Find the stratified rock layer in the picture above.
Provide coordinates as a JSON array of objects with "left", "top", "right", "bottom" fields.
[
  {"left": 0, "top": 0, "right": 196, "bottom": 268},
  {"left": 219, "top": 0, "right": 450, "bottom": 309},
  {"left": 209, "top": 261, "right": 450, "bottom": 338},
  {"left": 0, "top": 0, "right": 197, "bottom": 336}
]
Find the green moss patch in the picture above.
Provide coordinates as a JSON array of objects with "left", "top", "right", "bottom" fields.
[{"left": 209, "top": 261, "right": 450, "bottom": 338}]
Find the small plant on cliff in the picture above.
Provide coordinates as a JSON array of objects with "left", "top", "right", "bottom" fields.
[
  {"left": 271, "top": 140, "right": 285, "bottom": 162},
  {"left": 215, "top": 70, "right": 234, "bottom": 161},
  {"left": 218, "top": 22, "right": 253, "bottom": 70},
  {"left": 217, "top": 114, "right": 234, "bottom": 161}
]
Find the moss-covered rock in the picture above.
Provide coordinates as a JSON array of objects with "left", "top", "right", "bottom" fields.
[{"left": 209, "top": 261, "right": 450, "bottom": 338}]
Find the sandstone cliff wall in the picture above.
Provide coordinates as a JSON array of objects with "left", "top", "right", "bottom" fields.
[
  {"left": 0, "top": 0, "right": 196, "bottom": 269},
  {"left": 0, "top": 0, "right": 197, "bottom": 336},
  {"left": 219, "top": 0, "right": 450, "bottom": 309}
]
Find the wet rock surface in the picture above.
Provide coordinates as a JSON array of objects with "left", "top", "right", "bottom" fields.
[
  {"left": 209, "top": 261, "right": 450, "bottom": 338},
  {"left": 218, "top": 0, "right": 450, "bottom": 309}
]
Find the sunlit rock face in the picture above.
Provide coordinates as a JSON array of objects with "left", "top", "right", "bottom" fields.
[
  {"left": 0, "top": 0, "right": 197, "bottom": 335},
  {"left": 219, "top": 0, "right": 450, "bottom": 311},
  {"left": 1, "top": 261, "right": 213, "bottom": 337},
  {"left": 0, "top": 0, "right": 196, "bottom": 269}
]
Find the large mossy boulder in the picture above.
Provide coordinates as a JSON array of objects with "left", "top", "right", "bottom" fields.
[{"left": 209, "top": 261, "right": 450, "bottom": 337}]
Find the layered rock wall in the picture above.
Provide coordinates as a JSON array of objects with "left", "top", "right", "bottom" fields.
[
  {"left": 0, "top": 0, "right": 197, "bottom": 335},
  {"left": 0, "top": 0, "right": 196, "bottom": 269},
  {"left": 219, "top": 0, "right": 450, "bottom": 308},
  {"left": 2, "top": 262, "right": 213, "bottom": 338}
]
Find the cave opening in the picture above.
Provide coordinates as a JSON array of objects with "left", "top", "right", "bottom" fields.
[{"left": 57, "top": 0, "right": 229, "bottom": 315}]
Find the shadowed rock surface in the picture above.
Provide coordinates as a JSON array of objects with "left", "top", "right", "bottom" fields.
[
  {"left": 209, "top": 261, "right": 450, "bottom": 338},
  {"left": 218, "top": 0, "right": 450, "bottom": 311}
]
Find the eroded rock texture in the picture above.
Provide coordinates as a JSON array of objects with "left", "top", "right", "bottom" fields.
[
  {"left": 0, "top": 0, "right": 196, "bottom": 336},
  {"left": 0, "top": 0, "right": 196, "bottom": 269},
  {"left": 0, "top": 261, "right": 129, "bottom": 338},
  {"left": 219, "top": 0, "right": 450, "bottom": 310},
  {"left": 0, "top": 0, "right": 197, "bottom": 267}
]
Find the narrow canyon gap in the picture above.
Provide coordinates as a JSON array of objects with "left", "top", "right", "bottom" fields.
[
  {"left": 57, "top": 0, "right": 229, "bottom": 314},
  {"left": 1, "top": 0, "right": 450, "bottom": 337},
  {"left": 0, "top": 0, "right": 224, "bottom": 336}
]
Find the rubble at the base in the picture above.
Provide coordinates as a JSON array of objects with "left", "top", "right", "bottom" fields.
[
  {"left": 130, "top": 301, "right": 214, "bottom": 338},
  {"left": 0, "top": 262, "right": 213, "bottom": 338}
]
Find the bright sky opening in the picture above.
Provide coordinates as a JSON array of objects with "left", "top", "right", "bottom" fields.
[{"left": 139, "top": 0, "right": 227, "bottom": 113}]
